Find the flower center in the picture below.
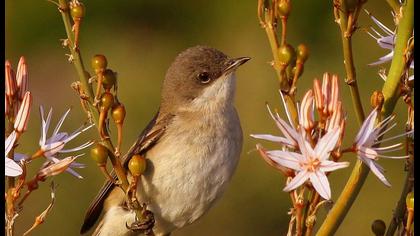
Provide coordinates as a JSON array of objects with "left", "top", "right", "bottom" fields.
[{"left": 304, "top": 158, "right": 320, "bottom": 172}]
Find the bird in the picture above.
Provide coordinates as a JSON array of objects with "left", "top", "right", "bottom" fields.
[{"left": 80, "top": 45, "right": 250, "bottom": 236}]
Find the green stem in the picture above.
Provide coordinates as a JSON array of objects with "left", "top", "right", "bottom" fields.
[
  {"left": 57, "top": 0, "right": 129, "bottom": 190},
  {"left": 384, "top": 0, "right": 401, "bottom": 14},
  {"left": 317, "top": 0, "right": 413, "bottom": 234}
]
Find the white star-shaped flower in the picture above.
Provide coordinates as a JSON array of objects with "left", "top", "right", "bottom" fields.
[
  {"left": 353, "top": 109, "right": 413, "bottom": 186},
  {"left": 265, "top": 128, "right": 349, "bottom": 200}
]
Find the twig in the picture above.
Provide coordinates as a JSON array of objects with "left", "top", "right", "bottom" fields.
[{"left": 23, "top": 182, "right": 57, "bottom": 236}]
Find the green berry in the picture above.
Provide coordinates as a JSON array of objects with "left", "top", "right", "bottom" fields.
[
  {"left": 278, "top": 44, "right": 296, "bottom": 66},
  {"left": 100, "top": 92, "right": 114, "bottom": 112},
  {"left": 102, "top": 69, "right": 117, "bottom": 90},
  {"left": 70, "top": 2, "right": 85, "bottom": 19},
  {"left": 91, "top": 54, "right": 108, "bottom": 73},
  {"left": 128, "top": 154, "right": 147, "bottom": 176},
  {"left": 112, "top": 104, "right": 126, "bottom": 124},
  {"left": 278, "top": 0, "right": 291, "bottom": 17},
  {"left": 371, "top": 219, "right": 386, "bottom": 236},
  {"left": 296, "top": 44, "right": 309, "bottom": 64},
  {"left": 90, "top": 144, "right": 108, "bottom": 165}
]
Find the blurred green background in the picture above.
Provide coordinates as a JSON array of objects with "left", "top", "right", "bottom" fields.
[{"left": 5, "top": 1, "right": 409, "bottom": 235}]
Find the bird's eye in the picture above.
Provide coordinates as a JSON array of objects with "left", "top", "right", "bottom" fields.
[{"left": 197, "top": 72, "right": 211, "bottom": 84}]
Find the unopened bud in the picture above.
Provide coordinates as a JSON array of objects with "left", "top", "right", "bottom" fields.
[
  {"left": 5, "top": 60, "right": 17, "bottom": 98},
  {"left": 16, "top": 56, "right": 29, "bottom": 101},
  {"left": 91, "top": 54, "right": 108, "bottom": 74},
  {"left": 111, "top": 104, "right": 126, "bottom": 124},
  {"left": 328, "top": 74, "right": 340, "bottom": 115},
  {"left": 128, "top": 154, "right": 147, "bottom": 177},
  {"left": 277, "top": 0, "right": 291, "bottom": 18},
  {"left": 371, "top": 219, "right": 386, "bottom": 236},
  {"left": 14, "top": 92, "right": 32, "bottom": 133},
  {"left": 300, "top": 90, "right": 314, "bottom": 131},
  {"left": 38, "top": 156, "right": 78, "bottom": 180},
  {"left": 278, "top": 44, "right": 296, "bottom": 66},
  {"left": 70, "top": 1, "right": 85, "bottom": 19},
  {"left": 100, "top": 92, "right": 114, "bottom": 112},
  {"left": 406, "top": 191, "right": 414, "bottom": 211},
  {"left": 90, "top": 143, "right": 108, "bottom": 166},
  {"left": 370, "top": 91, "right": 384, "bottom": 110},
  {"left": 296, "top": 44, "right": 309, "bottom": 64},
  {"left": 102, "top": 69, "right": 117, "bottom": 90},
  {"left": 313, "top": 79, "right": 323, "bottom": 112}
]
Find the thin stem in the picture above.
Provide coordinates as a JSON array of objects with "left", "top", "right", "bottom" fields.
[
  {"left": 317, "top": 0, "right": 413, "bottom": 234},
  {"left": 384, "top": 0, "right": 401, "bottom": 14},
  {"left": 338, "top": 1, "right": 365, "bottom": 124},
  {"left": 57, "top": 0, "right": 129, "bottom": 190}
]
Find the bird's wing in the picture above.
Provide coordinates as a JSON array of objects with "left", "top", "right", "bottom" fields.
[{"left": 80, "top": 110, "right": 173, "bottom": 234}]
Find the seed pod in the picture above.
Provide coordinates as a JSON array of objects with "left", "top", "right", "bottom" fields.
[
  {"left": 296, "top": 44, "right": 309, "bottom": 64},
  {"left": 128, "top": 154, "right": 146, "bottom": 177},
  {"left": 91, "top": 54, "right": 108, "bottom": 74},
  {"left": 371, "top": 219, "right": 386, "bottom": 236},
  {"left": 70, "top": 2, "right": 85, "bottom": 19},
  {"left": 100, "top": 92, "right": 114, "bottom": 112},
  {"left": 90, "top": 143, "right": 108, "bottom": 166},
  {"left": 277, "top": 0, "right": 291, "bottom": 18},
  {"left": 278, "top": 44, "right": 296, "bottom": 66},
  {"left": 112, "top": 104, "right": 126, "bottom": 124},
  {"left": 102, "top": 69, "right": 117, "bottom": 90}
]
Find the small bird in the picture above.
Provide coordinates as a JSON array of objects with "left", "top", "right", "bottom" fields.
[{"left": 81, "top": 46, "right": 250, "bottom": 236}]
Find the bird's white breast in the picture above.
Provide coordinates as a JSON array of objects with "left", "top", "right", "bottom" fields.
[{"left": 138, "top": 106, "right": 242, "bottom": 235}]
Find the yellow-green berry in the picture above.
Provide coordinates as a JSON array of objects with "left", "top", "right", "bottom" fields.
[
  {"left": 371, "top": 219, "right": 386, "bottom": 236},
  {"left": 91, "top": 143, "right": 108, "bottom": 165},
  {"left": 278, "top": 44, "right": 296, "bottom": 66},
  {"left": 112, "top": 104, "right": 126, "bottom": 124},
  {"left": 100, "top": 92, "right": 114, "bottom": 112},
  {"left": 296, "top": 44, "right": 309, "bottom": 64},
  {"left": 278, "top": 0, "right": 291, "bottom": 17},
  {"left": 102, "top": 69, "right": 117, "bottom": 90},
  {"left": 70, "top": 2, "right": 85, "bottom": 19},
  {"left": 128, "top": 154, "right": 147, "bottom": 176},
  {"left": 91, "top": 54, "right": 108, "bottom": 73}
]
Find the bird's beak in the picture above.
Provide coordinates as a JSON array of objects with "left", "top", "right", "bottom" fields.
[{"left": 223, "top": 57, "right": 251, "bottom": 75}]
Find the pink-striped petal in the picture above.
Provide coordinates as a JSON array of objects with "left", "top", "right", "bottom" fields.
[
  {"left": 310, "top": 171, "right": 331, "bottom": 200},
  {"left": 319, "top": 160, "right": 349, "bottom": 172},
  {"left": 283, "top": 170, "right": 310, "bottom": 192},
  {"left": 16, "top": 56, "right": 29, "bottom": 101},
  {"left": 5, "top": 61, "right": 17, "bottom": 98},
  {"left": 5, "top": 158, "right": 23, "bottom": 176},
  {"left": 14, "top": 91, "right": 32, "bottom": 133}
]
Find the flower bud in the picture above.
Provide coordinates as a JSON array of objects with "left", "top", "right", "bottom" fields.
[
  {"left": 112, "top": 104, "right": 126, "bottom": 124},
  {"left": 296, "top": 44, "right": 309, "bottom": 64},
  {"left": 14, "top": 92, "right": 32, "bottom": 133},
  {"left": 16, "top": 56, "right": 29, "bottom": 101},
  {"left": 128, "top": 154, "right": 147, "bottom": 177},
  {"left": 37, "top": 156, "right": 78, "bottom": 180},
  {"left": 70, "top": 2, "right": 85, "bottom": 19},
  {"left": 406, "top": 191, "right": 414, "bottom": 211},
  {"left": 102, "top": 69, "right": 117, "bottom": 90},
  {"left": 371, "top": 219, "right": 386, "bottom": 236},
  {"left": 91, "top": 54, "right": 108, "bottom": 73},
  {"left": 5, "top": 60, "right": 17, "bottom": 99},
  {"left": 100, "top": 92, "right": 114, "bottom": 112},
  {"left": 292, "top": 65, "right": 304, "bottom": 78},
  {"left": 90, "top": 143, "right": 108, "bottom": 166},
  {"left": 370, "top": 90, "right": 384, "bottom": 109},
  {"left": 278, "top": 44, "right": 296, "bottom": 66},
  {"left": 277, "top": 0, "right": 291, "bottom": 18}
]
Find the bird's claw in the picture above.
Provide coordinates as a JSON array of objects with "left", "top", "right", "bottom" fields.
[{"left": 126, "top": 207, "right": 155, "bottom": 235}]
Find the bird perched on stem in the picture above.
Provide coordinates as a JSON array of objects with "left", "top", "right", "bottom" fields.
[{"left": 81, "top": 46, "right": 250, "bottom": 236}]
